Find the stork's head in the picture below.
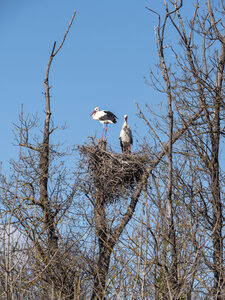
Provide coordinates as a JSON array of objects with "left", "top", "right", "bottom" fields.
[
  {"left": 91, "top": 107, "right": 100, "bottom": 116},
  {"left": 124, "top": 114, "right": 128, "bottom": 122}
]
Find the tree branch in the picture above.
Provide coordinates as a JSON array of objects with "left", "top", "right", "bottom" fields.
[{"left": 53, "top": 10, "right": 76, "bottom": 57}]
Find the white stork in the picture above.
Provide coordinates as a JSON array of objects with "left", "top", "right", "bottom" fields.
[
  {"left": 120, "top": 114, "right": 133, "bottom": 153},
  {"left": 91, "top": 107, "right": 117, "bottom": 141}
]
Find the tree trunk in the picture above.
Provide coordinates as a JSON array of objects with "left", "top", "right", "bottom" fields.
[
  {"left": 91, "top": 188, "right": 113, "bottom": 300},
  {"left": 210, "top": 112, "right": 224, "bottom": 299},
  {"left": 40, "top": 43, "right": 58, "bottom": 254}
]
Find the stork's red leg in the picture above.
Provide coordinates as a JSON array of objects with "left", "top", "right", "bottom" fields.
[
  {"left": 101, "top": 124, "right": 105, "bottom": 141},
  {"left": 104, "top": 124, "right": 108, "bottom": 141}
]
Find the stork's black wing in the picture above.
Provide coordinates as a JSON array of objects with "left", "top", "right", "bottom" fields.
[
  {"left": 119, "top": 137, "right": 124, "bottom": 152},
  {"left": 130, "top": 134, "right": 133, "bottom": 145},
  {"left": 100, "top": 111, "right": 118, "bottom": 123}
]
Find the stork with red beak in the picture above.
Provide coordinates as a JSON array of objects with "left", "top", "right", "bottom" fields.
[
  {"left": 120, "top": 115, "right": 133, "bottom": 153},
  {"left": 91, "top": 107, "right": 117, "bottom": 141}
]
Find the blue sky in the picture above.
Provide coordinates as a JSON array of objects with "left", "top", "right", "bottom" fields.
[{"left": 1, "top": 0, "right": 194, "bottom": 171}]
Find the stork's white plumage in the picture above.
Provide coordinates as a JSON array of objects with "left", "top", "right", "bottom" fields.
[
  {"left": 91, "top": 107, "right": 117, "bottom": 141},
  {"left": 120, "top": 115, "right": 133, "bottom": 153}
]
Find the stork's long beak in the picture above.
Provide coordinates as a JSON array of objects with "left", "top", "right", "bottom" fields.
[{"left": 90, "top": 110, "right": 96, "bottom": 116}]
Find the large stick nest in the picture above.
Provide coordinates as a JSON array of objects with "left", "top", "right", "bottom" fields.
[{"left": 79, "top": 141, "right": 149, "bottom": 203}]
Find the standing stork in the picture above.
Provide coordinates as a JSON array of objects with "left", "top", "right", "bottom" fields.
[
  {"left": 120, "top": 114, "right": 133, "bottom": 153},
  {"left": 91, "top": 107, "right": 117, "bottom": 141}
]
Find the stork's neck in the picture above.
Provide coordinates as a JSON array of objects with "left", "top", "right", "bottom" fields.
[{"left": 123, "top": 119, "right": 128, "bottom": 129}]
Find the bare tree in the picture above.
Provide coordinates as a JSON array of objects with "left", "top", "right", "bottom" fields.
[
  {"left": 145, "top": 0, "right": 225, "bottom": 298},
  {"left": 76, "top": 90, "right": 204, "bottom": 298},
  {"left": 0, "top": 11, "right": 91, "bottom": 299}
]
